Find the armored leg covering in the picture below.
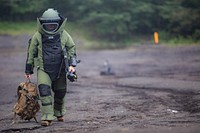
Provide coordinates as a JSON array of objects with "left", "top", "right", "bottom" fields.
[
  {"left": 52, "top": 75, "right": 67, "bottom": 117},
  {"left": 37, "top": 69, "right": 56, "bottom": 121},
  {"left": 54, "top": 90, "right": 66, "bottom": 117}
]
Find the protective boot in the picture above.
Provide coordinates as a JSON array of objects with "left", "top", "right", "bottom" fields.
[
  {"left": 41, "top": 120, "right": 52, "bottom": 126},
  {"left": 57, "top": 116, "right": 64, "bottom": 122}
]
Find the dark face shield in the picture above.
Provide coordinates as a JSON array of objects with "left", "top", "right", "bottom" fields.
[{"left": 42, "top": 23, "right": 59, "bottom": 32}]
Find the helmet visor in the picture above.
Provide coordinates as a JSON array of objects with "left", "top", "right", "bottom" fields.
[{"left": 42, "top": 22, "right": 59, "bottom": 32}]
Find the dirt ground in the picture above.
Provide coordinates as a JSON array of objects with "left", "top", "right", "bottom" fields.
[{"left": 0, "top": 35, "right": 200, "bottom": 133}]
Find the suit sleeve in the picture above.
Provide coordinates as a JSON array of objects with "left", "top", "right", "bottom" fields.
[
  {"left": 25, "top": 34, "right": 38, "bottom": 74},
  {"left": 65, "top": 32, "right": 77, "bottom": 67}
]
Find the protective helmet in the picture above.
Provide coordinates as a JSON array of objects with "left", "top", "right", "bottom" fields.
[{"left": 39, "top": 8, "right": 61, "bottom": 33}]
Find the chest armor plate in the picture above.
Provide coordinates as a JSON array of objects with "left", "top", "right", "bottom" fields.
[{"left": 42, "top": 34, "right": 63, "bottom": 81}]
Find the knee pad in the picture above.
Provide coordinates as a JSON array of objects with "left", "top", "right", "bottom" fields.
[
  {"left": 54, "top": 89, "right": 66, "bottom": 99},
  {"left": 38, "top": 84, "right": 51, "bottom": 97}
]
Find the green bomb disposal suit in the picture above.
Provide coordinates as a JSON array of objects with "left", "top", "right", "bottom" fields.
[{"left": 25, "top": 9, "right": 76, "bottom": 121}]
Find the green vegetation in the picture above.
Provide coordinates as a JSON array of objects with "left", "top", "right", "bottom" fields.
[
  {"left": 0, "top": 0, "right": 199, "bottom": 48},
  {"left": 0, "top": 21, "right": 36, "bottom": 35},
  {"left": 0, "top": 21, "right": 199, "bottom": 49}
]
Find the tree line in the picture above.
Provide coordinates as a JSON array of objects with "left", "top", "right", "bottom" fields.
[{"left": 1, "top": 0, "right": 200, "bottom": 41}]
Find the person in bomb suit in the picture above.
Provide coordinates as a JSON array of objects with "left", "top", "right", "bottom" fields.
[{"left": 25, "top": 8, "right": 77, "bottom": 126}]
